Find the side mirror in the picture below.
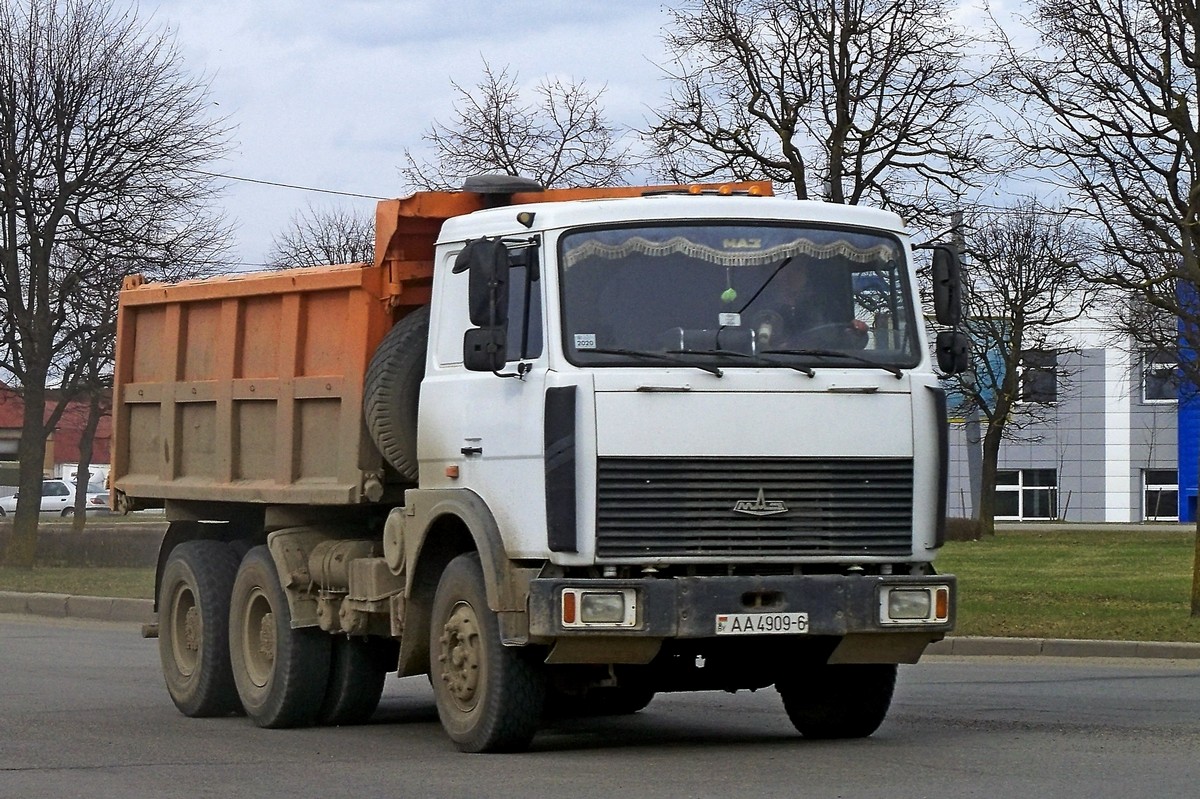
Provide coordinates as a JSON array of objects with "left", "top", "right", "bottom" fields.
[
  {"left": 456, "top": 238, "right": 513, "bottom": 373},
  {"left": 936, "top": 330, "right": 971, "bottom": 375},
  {"left": 464, "top": 327, "right": 508, "bottom": 372},
  {"left": 931, "top": 246, "right": 962, "bottom": 326},
  {"left": 454, "top": 239, "right": 510, "bottom": 327}
]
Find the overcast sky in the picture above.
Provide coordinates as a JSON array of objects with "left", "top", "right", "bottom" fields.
[
  {"left": 150, "top": 0, "right": 675, "bottom": 269},
  {"left": 150, "top": 0, "right": 1013, "bottom": 270}
]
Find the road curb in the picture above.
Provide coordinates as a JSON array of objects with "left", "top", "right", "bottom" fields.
[
  {"left": 3, "top": 590, "right": 1199, "bottom": 658},
  {"left": 926, "top": 635, "right": 1200, "bottom": 660},
  {"left": 0, "top": 591, "right": 153, "bottom": 624}
]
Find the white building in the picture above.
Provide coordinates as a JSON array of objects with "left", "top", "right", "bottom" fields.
[{"left": 945, "top": 319, "right": 1182, "bottom": 523}]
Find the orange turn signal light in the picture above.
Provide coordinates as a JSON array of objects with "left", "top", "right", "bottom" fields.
[
  {"left": 562, "top": 591, "right": 577, "bottom": 625},
  {"left": 935, "top": 587, "right": 950, "bottom": 620}
]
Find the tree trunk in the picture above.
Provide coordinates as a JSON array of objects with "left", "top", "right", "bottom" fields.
[
  {"left": 70, "top": 391, "right": 105, "bottom": 533},
  {"left": 976, "top": 421, "right": 1004, "bottom": 538},
  {"left": 2, "top": 384, "right": 51, "bottom": 568}
]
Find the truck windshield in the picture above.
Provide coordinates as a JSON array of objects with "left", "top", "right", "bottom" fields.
[{"left": 558, "top": 223, "right": 921, "bottom": 371}]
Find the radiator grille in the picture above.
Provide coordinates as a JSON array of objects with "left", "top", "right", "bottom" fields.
[{"left": 595, "top": 457, "right": 913, "bottom": 560}]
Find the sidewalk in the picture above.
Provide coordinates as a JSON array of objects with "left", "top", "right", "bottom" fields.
[{"left": 4, "top": 589, "right": 1200, "bottom": 659}]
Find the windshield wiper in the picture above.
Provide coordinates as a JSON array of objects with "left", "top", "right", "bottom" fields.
[
  {"left": 760, "top": 348, "right": 904, "bottom": 378},
  {"left": 667, "top": 348, "right": 815, "bottom": 377},
  {"left": 588, "top": 347, "right": 724, "bottom": 377}
]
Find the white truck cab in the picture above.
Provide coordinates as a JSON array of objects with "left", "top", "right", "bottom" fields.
[{"left": 422, "top": 194, "right": 945, "bottom": 566}]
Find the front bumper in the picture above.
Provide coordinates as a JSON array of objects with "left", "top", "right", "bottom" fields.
[{"left": 528, "top": 572, "right": 956, "bottom": 639}]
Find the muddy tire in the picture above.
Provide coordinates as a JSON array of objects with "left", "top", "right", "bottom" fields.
[
  {"left": 777, "top": 663, "right": 897, "bottom": 739},
  {"left": 364, "top": 305, "right": 429, "bottom": 482},
  {"left": 430, "top": 553, "right": 545, "bottom": 752},
  {"left": 318, "top": 636, "right": 396, "bottom": 726},
  {"left": 158, "top": 540, "right": 243, "bottom": 717},
  {"left": 229, "top": 546, "right": 331, "bottom": 728}
]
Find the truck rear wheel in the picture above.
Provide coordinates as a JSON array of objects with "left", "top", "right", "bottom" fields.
[
  {"left": 430, "top": 553, "right": 545, "bottom": 752},
  {"left": 158, "top": 540, "right": 242, "bottom": 717},
  {"left": 364, "top": 305, "right": 429, "bottom": 482},
  {"left": 776, "top": 663, "right": 897, "bottom": 739},
  {"left": 318, "top": 636, "right": 396, "bottom": 726},
  {"left": 229, "top": 546, "right": 331, "bottom": 728}
]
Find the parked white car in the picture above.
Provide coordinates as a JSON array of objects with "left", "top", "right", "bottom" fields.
[{"left": 0, "top": 479, "right": 109, "bottom": 517}]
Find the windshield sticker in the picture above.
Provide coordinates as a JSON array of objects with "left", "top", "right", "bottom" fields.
[
  {"left": 574, "top": 333, "right": 597, "bottom": 350},
  {"left": 718, "top": 312, "right": 742, "bottom": 327}
]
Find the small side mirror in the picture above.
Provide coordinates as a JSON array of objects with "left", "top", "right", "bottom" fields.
[
  {"left": 454, "top": 239, "right": 510, "bottom": 327},
  {"left": 932, "top": 246, "right": 962, "bottom": 326},
  {"left": 464, "top": 327, "right": 507, "bottom": 372},
  {"left": 936, "top": 330, "right": 971, "bottom": 374}
]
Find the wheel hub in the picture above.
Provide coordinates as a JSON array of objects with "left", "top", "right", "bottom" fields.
[
  {"left": 438, "top": 601, "right": 481, "bottom": 708},
  {"left": 242, "top": 588, "right": 276, "bottom": 688},
  {"left": 169, "top": 586, "right": 200, "bottom": 677},
  {"left": 183, "top": 605, "right": 200, "bottom": 653},
  {"left": 258, "top": 612, "right": 276, "bottom": 660}
]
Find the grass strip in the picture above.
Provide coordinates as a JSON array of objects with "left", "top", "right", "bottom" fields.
[
  {"left": 938, "top": 529, "right": 1200, "bottom": 643},
  {"left": 0, "top": 566, "right": 154, "bottom": 600}
]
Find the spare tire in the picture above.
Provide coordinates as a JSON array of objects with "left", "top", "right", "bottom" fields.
[{"left": 364, "top": 305, "right": 430, "bottom": 482}]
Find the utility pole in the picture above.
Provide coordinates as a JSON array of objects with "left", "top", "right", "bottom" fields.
[{"left": 953, "top": 211, "right": 983, "bottom": 524}]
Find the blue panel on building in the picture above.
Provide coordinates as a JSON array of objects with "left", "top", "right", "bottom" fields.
[{"left": 1179, "top": 393, "right": 1199, "bottom": 522}]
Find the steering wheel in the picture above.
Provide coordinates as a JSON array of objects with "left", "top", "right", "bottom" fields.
[{"left": 792, "top": 321, "right": 870, "bottom": 350}]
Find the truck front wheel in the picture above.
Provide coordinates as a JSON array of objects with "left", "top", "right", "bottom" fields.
[
  {"left": 158, "top": 540, "right": 242, "bottom": 717},
  {"left": 776, "top": 663, "right": 897, "bottom": 739},
  {"left": 229, "top": 546, "right": 331, "bottom": 728},
  {"left": 430, "top": 553, "right": 545, "bottom": 752}
]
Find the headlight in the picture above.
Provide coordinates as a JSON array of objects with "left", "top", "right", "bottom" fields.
[
  {"left": 879, "top": 585, "right": 951, "bottom": 625},
  {"left": 560, "top": 588, "right": 638, "bottom": 628},
  {"left": 889, "top": 589, "right": 932, "bottom": 619}
]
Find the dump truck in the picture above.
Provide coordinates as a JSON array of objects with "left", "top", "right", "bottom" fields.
[{"left": 112, "top": 176, "right": 968, "bottom": 752}]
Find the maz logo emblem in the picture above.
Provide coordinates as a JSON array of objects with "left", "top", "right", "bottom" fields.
[{"left": 732, "top": 488, "right": 789, "bottom": 516}]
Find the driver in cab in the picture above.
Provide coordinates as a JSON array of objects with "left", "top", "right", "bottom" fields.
[{"left": 750, "top": 263, "right": 867, "bottom": 351}]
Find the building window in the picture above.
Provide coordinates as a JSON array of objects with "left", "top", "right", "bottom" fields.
[
  {"left": 995, "top": 468, "right": 1058, "bottom": 520},
  {"left": 1142, "top": 351, "right": 1179, "bottom": 403},
  {"left": 1144, "top": 469, "right": 1178, "bottom": 521},
  {"left": 1019, "top": 349, "right": 1057, "bottom": 403}
]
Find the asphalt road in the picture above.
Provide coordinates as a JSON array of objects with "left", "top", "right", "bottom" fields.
[{"left": 2, "top": 615, "right": 1198, "bottom": 799}]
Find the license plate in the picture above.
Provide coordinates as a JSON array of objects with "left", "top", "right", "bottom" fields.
[{"left": 715, "top": 612, "right": 808, "bottom": 635}]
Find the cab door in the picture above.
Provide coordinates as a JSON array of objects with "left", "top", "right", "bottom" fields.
[{"left": 419, "top": 238, "right": 551, "bottom": 559}]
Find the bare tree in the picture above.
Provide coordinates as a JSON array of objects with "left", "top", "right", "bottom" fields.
[
  {"left": 646, "top": 0, "right": 993, "bottom": 226},
  {"left": 402, "top": 61, "right": 637, "bottom": 190},
  {"left": 0, "top": 0, "right": 229, "bottom": 567},
  {"left": 947, "top": 202, "right": 1096, "bottom": 536},
  {"left": 267, "top": 203, "right": 375, "bottom": 269},
  {"left": 1000, "top": 0, "right": 1200, "bottom": 615}
]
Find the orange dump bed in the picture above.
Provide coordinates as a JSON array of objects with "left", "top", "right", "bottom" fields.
[{"left": 111, "top": 263, "right": 396, "bottom": 507}]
